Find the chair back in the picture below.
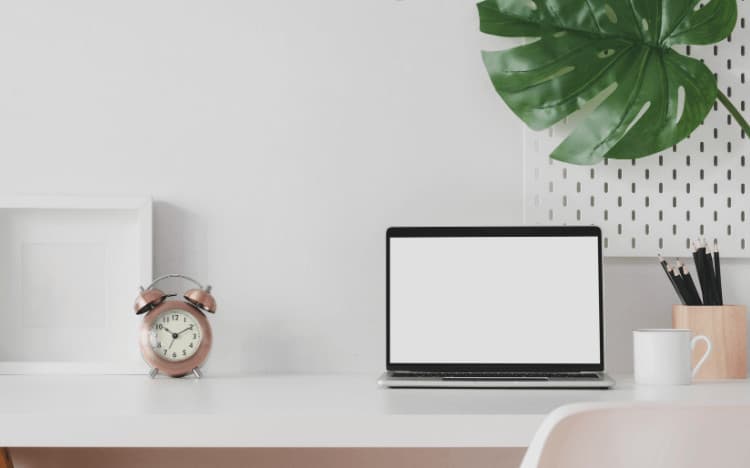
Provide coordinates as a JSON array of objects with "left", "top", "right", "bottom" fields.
[{"left": 520, "top": 403, "right": 750, "bottom": 468}]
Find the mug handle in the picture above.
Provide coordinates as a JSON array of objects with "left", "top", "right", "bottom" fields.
[{"left": 691, "top": 335, "right": 712, "bottom": 378}]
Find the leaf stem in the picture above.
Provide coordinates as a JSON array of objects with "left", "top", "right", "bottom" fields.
[{"left": 717, "top": 90, "right": 750, "bottom": 137}]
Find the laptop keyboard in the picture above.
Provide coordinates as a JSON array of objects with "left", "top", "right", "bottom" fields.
[{"left": 390, "top": 371, "right": 601, "bottom": 380}]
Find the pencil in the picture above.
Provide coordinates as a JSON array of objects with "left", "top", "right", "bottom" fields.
[
  {"left": 670, "top": 267, "right": 689, "bottom": 305},
  {"left": 677, "top": 261, "right": 702, "bottom": 305},
  {"left": 692, "top": 241, "right": 710, "bottom": 305},
  {"left": 714, "top": 239, "right": 724, "bottom": 305},
  {"left": 659, "top": 254, "right": 685, "bottom": 304},
  {"left": 704, "top": 240, "right": 717, "bottom": 305}
]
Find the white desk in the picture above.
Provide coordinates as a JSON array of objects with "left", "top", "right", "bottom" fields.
[{"left": 1, "top": 374, "right": 749, "bottom": 447}]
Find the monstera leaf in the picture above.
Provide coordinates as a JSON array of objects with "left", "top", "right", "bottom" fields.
[{"left": 479, "top": 0, "right": 740, "bottom": 165}]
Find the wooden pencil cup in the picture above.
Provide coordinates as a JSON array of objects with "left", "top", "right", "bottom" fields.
[{"left": 672, "top": 305, "right": 747, "bottom": 380}]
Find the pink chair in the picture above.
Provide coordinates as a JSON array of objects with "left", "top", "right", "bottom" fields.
[{"left": 520, "top": 403, "right": 750, "bottom": 468}]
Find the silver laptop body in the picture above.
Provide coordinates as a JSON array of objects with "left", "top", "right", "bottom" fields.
[{"left": 379, "top": 226, "right": 615, "bottom": 389}]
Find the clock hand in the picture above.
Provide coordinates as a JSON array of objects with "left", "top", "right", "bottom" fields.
[
  {"left": 168, "top": 337, "right": 176, "bottom": 350},
  {"left": 176, "top": 326, "right": 193, "bottom": 335}
]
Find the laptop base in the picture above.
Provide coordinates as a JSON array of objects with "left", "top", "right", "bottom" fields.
[{"left": 377, "top": 371, "right": 615, "bottom": 389}]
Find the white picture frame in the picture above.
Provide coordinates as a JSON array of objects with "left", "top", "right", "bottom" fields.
[{"left": 0, "top": 196, "right": 152, "bottom": 374}]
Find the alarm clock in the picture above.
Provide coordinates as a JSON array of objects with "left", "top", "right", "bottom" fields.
[{"left": 133, "top": 274, "right": 216, "bottom": 378}]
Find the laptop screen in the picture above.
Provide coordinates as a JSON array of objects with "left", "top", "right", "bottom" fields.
[{"left": 387, "top": 227, "right": 603, "bottom": 371}]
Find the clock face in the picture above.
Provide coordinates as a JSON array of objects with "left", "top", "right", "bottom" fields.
[{"left": 148, "top": 309, "right": 203, "bottom": 362}]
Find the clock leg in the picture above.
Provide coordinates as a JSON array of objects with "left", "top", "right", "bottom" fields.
[
  {"left": 192, "top": 367, "right": 202, "bottom": 379},
  {"left": 149, "top": 368, "right": 159, "bottom": 378},
  {"left": 1, "top": 448, "right": 14, "bottom": 468}
]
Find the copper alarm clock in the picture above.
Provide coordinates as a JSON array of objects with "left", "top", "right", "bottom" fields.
[{"left": 133, "top": 274, "right": 216, "bottom": 378}]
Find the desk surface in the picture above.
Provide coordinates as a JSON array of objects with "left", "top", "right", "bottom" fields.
[{"left": 2, "top": 373, "right": 750, "bottom": 447}]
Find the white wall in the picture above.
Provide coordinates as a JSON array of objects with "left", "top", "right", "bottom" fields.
[
  {"left": 0, "top": 0, "right": 522, "bottom": 374},
  {"left": 3, "top": 0, "right": 744, "bottom": 377}
]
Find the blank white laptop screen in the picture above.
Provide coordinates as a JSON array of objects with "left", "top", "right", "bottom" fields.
[{"left": 389, "top": 235, "right": 601, "bottom": 364}]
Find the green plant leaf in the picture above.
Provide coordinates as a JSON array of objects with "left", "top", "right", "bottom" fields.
[{"left": 479, "top": 0, "right": 737, "bottom": 165}]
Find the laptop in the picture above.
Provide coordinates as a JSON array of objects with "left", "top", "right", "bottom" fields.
[{"left": 378, "top": 226, "right": 615, "bottom": 389}]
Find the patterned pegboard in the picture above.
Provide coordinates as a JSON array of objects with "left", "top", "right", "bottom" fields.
[{"left": 524, "top": 3, "right": 750, "bottom": 257}]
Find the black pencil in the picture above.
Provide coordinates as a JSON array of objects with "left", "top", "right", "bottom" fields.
[
  {"left": 714, "top": 239, "right": 724, "bottom": 305},
  {"left": 667, "top": 266, "right": 688, "bottom": 305},
  {"left": 704, "top": 240, "right": 717, "bottom": 305},
  {"left": 670, "top": 267, "right": 689, "bottom": 305},
  {"left": 692, "top": 241, "right": 710, "bottom": 305},
  {"left": 659, "top": 254, "right": 685, "bottom": 304},
  {"left": 677, "top": 261, "right": 702, "bottom": 305}
]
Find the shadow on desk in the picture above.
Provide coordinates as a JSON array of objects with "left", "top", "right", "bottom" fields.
[{"left": 9, "top": 448, "right": 525, "bottom": 468}]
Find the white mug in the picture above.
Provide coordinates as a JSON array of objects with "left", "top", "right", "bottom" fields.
[{"left": 633, "top": 329, "right": 712, "bottom": 385}]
